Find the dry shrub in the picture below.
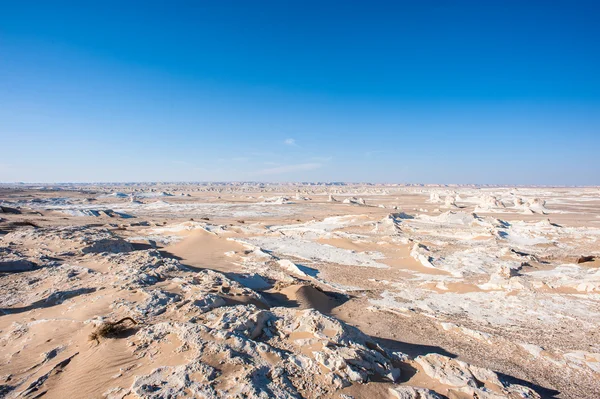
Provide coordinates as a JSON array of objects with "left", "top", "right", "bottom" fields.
[{"left": 89, "top": 317, "right": 138, "bottom": 343}]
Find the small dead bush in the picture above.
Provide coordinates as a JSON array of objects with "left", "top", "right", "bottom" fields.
[{"left": 89, "top": 317, "right": 138, "bottom": 343}]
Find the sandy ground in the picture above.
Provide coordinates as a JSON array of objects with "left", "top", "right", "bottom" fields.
[{"left": 1, "top": 183, "right": 599, "bottom": 398}]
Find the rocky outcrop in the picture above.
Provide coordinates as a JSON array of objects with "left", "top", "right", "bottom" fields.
[
  {"left": 389, "top": 386, "right": 442, "bottom": 399},
  {"left": 0, "top": 206, "right": 21, "bottom": 214},
  {"left": 415, "top": 354, "right": 540, "bottom": 398},
  {"left": 0, "top": 247, "right": 36, "bottom": 272},
  {"left": 106, "top": 249, "right": 183, "bottom": 288},
  {"left": 273, "top": 308, "right": 402, "bottom": 385},
  {"left": 342, "top": 197, "right": 366, "bottom": 206},
  {"left": 2, "top": 226, "right": 133, "bottom": 254}
]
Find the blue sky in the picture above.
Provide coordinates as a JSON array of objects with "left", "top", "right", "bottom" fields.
[{"left": 1, "top": 1, "right": 599, "bottom": 184}]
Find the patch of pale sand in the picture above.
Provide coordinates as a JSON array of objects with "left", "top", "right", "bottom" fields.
[
  {"left": 288, "top": 331, "right": 317, "bottom": 340},
  {"left": 471, "top": 235, "right": 494, "bottom": 241},
  {"left": 152, "top": 279, "right": 188, "bottom": 297},
  {"left": 164, "top": 229, "right": 248, "bottom": 273},
  {"left": 518, "top": 262, "right": 558, "bottom": 274},
  {"left": 319, "top": 238, "right": 449, "bottom": 276},
  {"left": 382, "top": 252, "right": 451, "bottom": 276},
  {"left": 0, "top": 290, "right": 150, "bottom": 397},
  {"left": 289, "top": 333, "right": 325, "bottom": 358},
  {"left": 40, "top": 335, "right": 135, "bottom": 399},
  {"left": 317, "top": 237, "right": 385, "bottom": 252},
  {"left": 0, "top": 287, "right": 131, "bottom": 327},
  {"left": 578, "top": 257, "right": 600, "bottom": 268},
  {"left": 422, "top": 281, "right": 484, "bottom": 294},
  {"left": 73, "top": 258, "right": 114, "bottom": 273},
  {"left": 79, "top": 289, "right": 147, "bottom": 318},
  {"left": 0, "top": 319, "right": 85, "bottom": 383},
  {"left": 257, "top": 347, "right": 281, "bottom": 366},
  {"left": 339, "top": 381, "right": 394, "bottom": 399},
  {"left": 43, "top": 332, "right": 187, "bottom": 399},
  {"left": 285, "top": 328, "right": 335, "bottom": 376}
]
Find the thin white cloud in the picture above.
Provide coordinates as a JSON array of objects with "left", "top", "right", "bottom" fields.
[
  {"left": 256, "top": 162, "right": 322, "bottom": 175},
  {"left": 365, "top": 150, "right": 387, "bottom": 158},
  {"left": 250, "top": 151, "right": 276, "bottom": 157},
  {"left": 171, "top": 160, "right": 193, "bottom": 166},
  {"left": 310, "top": 156, "right": 333, "bottom": 162},
  {"left": 284, "top": 138, "right": 297, "bottom": 146},
  {"left": 217, "top": 157, "right": 250, "bottom": 163}
]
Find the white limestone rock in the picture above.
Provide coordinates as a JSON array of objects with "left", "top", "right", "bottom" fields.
[{"left": 388, "top": 386, "right": 442, "bottom": 399}]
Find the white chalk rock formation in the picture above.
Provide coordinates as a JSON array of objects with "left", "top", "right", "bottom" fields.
[
  {"left": 525, "top": 198, "right": 549, "bottom": 214},
  {"left": 427, "top": 192, "right": 442, "bottom": 203},
  {"left": 443, "top": 195, "right": 459, "bottom": 209},
  {"left": 410, "top": 243, "right": 436, "bottom": 269},
  {"left": 388, "top": 386, "right": 442, "bottom": 399},
  {"left": 415, "top": 354, "right": 540, "bottom": 398},
  {"left": 343, "top": 197, "right": 366, "bottom": 206},
  {"left": 2, "top": 226, "right": 133, "bottom": 255},
  {"left": 474, "top": 195, "right": 505, "bottom": 212}
]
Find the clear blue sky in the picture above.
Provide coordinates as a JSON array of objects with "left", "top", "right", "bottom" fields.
[{"left": 1, "top": 1, "right": 599, "bottom": 184}]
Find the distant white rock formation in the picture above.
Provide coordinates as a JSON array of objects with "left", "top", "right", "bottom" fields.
[
  {"left": 427, "top": 192, "right": 442, "bottom": 203},
  {"left": 343, "top": 197, "right": 366, "bottom": 206}
]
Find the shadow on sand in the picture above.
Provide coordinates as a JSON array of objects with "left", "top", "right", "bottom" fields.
[{"left": 1, "top": 287, "right": 97, "bottom": 315}]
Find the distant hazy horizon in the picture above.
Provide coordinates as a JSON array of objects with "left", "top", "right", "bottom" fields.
[
  {"left": 2, "top": 181, "right": 599, "bottom": 189},
  {"left": 2, "top": 2, "right": 599, "bottom": 185}
]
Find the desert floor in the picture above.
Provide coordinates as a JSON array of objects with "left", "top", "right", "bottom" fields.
[{"left": 1, "top": 183, "right": 599, "bottom": 399}]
